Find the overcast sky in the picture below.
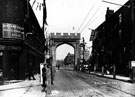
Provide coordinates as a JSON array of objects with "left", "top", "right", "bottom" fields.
[{"left": 30, "top": 0, "right": 128, "bottom": 60}]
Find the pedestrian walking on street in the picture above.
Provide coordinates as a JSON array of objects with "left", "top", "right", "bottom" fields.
[
  {"left": 42, "top": 64, "right": 47, "bottom": 92},
  {"left": 46, "top": 64, "right": 52, "bottom": 94}
]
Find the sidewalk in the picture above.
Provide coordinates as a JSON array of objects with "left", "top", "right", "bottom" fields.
[
  {"left": 63, "top": 67, "right": 131, "bottom": 82},
  {"left": 85, "top": 71, "right": 131, "bottom": 82},
  {"left": 0, "top": 74, "right": 44, "bottom": 97}
]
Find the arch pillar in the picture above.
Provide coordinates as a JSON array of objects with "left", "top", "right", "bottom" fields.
[
  {"left": 74, "top": 41, "right": 80, "bottom": 69},
  {"left": 50, "top": 45, "right": 56, "bottom": 67},
  {"left": 49, "top": 44, "right": 56, "bottom": 85}
]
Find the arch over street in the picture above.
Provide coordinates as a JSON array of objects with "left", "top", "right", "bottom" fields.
[{"left": 49, "top": 33, "right": 81, "bottom": 69}]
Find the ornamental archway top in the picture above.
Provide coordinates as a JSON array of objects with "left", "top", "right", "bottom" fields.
[{"left": 49, "top": 33, "right": 80, "bottom": 40}]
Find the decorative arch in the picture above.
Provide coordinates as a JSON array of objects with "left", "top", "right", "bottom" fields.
[
  {"left": 56, "top": 42, "right": 75, "bottom": 49},
  {"left": 49, "top": 33, "right": 81, "bottom": 70}
]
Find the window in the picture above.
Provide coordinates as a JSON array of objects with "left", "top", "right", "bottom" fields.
[
  {"left": 119, "top": 29, "right": 122, "bottom": 36},
  {"left": 119, "top": 14, "right": 122, "bottom": 24}
]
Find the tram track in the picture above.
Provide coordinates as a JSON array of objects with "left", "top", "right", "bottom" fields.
[{"left": 67, "top": 70, "right": 135, "bottom": 97}]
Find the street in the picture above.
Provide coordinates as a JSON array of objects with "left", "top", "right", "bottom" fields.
[
  {"left": 0, "top": 68, "right": 135, "bottom": 97},
  {"left": 0, "top": 0, "right": 135, "bottom": 97},
  {"left": 48, "top": 68, "right": 135, "bottom": 97}
]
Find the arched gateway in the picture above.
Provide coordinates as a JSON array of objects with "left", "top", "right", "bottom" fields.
[{"left": 49, "top": 33, "right": 81, "bottom": 69}]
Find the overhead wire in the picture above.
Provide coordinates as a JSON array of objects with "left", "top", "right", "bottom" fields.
[
  {"left": 79, "top": 3, "right": 103, "bottom": 34},
  {"left": 32, "top": 0, "right": 36, "bottom": 7},
  {"left": 102, "top": 0, "right": 130, "bottom": 8},
  {"left": 76, "top": 2, "right": 96, "bottom": 33},
  {"left": 88, "top": 11, "right": 105, "bottom": 28},
  {"left": 88, "top": 0, "right": 128, "bottom": 29}
]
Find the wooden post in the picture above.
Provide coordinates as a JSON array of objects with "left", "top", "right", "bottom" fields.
[
  {"left": 130, "top": 0, "right": 135, "bottom": 82},
  {"left": 43, "top": 0, "right": 45, "bottom": 31},
  {"left": 102, "top": 66, "right": 104, "bottom": 76},
  {"left": 113, "top": 65, "right": 116, "bottom": 79},
  {"left": 94, "top": 65, "right": 96, "bottom": 74}
]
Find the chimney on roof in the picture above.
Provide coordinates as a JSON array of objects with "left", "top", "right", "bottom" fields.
[{"left": 105, "top": 7, "right": 114, "bottom": 20}]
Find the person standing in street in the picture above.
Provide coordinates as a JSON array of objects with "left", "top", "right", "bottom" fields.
[
  {"left": 57, "top": 64, "right": 60, "bottom": 70},
  {"left": 42, "top": 64, "right": 47, "bottom": 92},
  {"left": 42, "top": 63, "right": 51, "bottom": 94},
  {"left": 46, "top": 57, "right": 54, "bottom": 85},
  {"left": 46, "top": 64, "right": 51, "bottom": 94}
]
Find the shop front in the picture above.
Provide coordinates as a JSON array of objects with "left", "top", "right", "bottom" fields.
[
  {"left": 0, "top": 23, "right": 44, "bottom": 82},
  {"left": 0, "top": 44, "right": 45, "bottom": 81},
  {"left": 0, "top": 0, "right": 46, "bottom": 83}
]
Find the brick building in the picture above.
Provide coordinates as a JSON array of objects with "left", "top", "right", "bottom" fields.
[
  {"left": 0, "top": 0, "right": 46, "bottom": 80},
  {"left": 90, "top": 1, "right": 135, "bottom": 76},
  {"left": 64, "top": 53, "right": 74, "bottom": 66}
]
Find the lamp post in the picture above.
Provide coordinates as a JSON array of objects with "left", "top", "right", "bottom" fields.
[
  {"left": 131, "top": 0, "right": 135, "bottom": 60},
  {"left": 82, "top": 37, "right": 85, "bottom": 67},
  {"left": 80, "top": 37, "right": 86, "bottom": 72}
]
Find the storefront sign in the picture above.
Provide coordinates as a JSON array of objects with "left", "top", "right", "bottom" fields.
[
  {"left": 0, "top": 52, "right": 3, "bottom": 56},
  {"left": 131, "top": 61, "right": 135, "bottom": 67},
  {"left": 2, "top": 23, "right": 24, "bottom": 40},
  {"left": 5, "top": 46, "right": 21, "bottom": 50}
]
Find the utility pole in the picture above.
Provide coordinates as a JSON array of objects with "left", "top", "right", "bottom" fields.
[
  {"left": 82, "top": 37, "right": 85, "bottom": 66},
  {"left": 42, "top": 0, "right": 54, "bottom": 85},
  {"left": 43, "top": 0, "right": 45, "bottom": 32},
  {"left": 130, "top": 0, "right": 135, "bottom": 82},
  {"left": 131, "top": 0, "right": 135, "bottom": 60},
  {"left": 27, "top": 0, "right": 30, "bottom": 19}
]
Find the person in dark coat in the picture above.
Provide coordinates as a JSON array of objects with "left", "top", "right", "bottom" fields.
[
  {"left": 57, "top": 64, "right": 60, "bottom": 70},
  {"left": 42, "top": 64, "right": 47, "bottom": 92}
]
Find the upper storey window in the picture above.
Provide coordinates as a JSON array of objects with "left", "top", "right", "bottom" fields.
[{"left": 119, "top": 14, "right": 122, "bottom": 24}]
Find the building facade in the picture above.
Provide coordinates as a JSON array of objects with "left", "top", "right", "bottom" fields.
[
  {"left": 64, "top": 53, "right": 74, "bottom": 66},
  {"left": 0, "top": 0, "right": 46, "bottom": 80},
  {"left": 90, "top": 1, "right": 135, "bottom": 76}
]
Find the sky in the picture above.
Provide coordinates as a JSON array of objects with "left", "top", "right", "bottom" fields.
[{"left": 30, "top": 0, "right": 128, "bottom": 60}]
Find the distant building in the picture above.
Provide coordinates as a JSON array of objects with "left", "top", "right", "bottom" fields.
[
  {"left": 80, "top": 48, "right": 90, "bottom": 62},
  {"left": 64, "top": 53, "right": 74, "bottom": 65}
]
